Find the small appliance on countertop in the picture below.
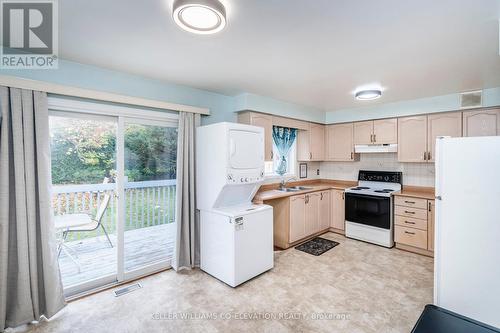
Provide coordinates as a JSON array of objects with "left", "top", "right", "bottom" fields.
[
  {"left": 196, "top": 122, "right": 273, "bottom": 287},
  {"left": 344, "top": 170, "right": 402, "bottom": 248}
]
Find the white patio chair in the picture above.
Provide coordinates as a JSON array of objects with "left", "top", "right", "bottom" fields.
[{"left": 54, "top": 179, "right": 114, "bottom": 271}]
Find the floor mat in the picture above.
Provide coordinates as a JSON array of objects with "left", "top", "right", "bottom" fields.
[{"left": 295, "top": 237, "right": 339, "bottom": 256}]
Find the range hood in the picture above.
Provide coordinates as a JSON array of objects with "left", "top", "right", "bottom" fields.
[{"left": 354, "top": 144, "right": 397, "bottom": 153}]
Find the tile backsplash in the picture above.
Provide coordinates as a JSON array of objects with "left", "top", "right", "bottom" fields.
[{"left": 320, "top": 153, "right": 435, "bottom": 187}]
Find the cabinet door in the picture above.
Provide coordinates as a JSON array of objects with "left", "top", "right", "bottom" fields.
[
  {"left": 427, "top": 112, "right": 462, "bottom": 162},
  {"left": 353, "top": 121, "right": 373, "bottom": 145},
  {"left": 318, "top": 191, "right": 331, "bottom": 231},
  {"left": 310, "top": 124, "right": 325, "bottom": 161},
  {"left": 331, "top": 190, "right": 345, "bottom": 230},
  {"left": 427, "top": 200, "right": 435, "bottom": 252},
  {"left": 326, "top": 123, "right": 355, "bottom": 161},
  {"left": 305, "top": 193, "right": 320, "bottom": 235},
  {"left": 398, "top": 116, "right": 427, "bottom": 162},
  {"left": 297, "top": 127, "right": 311, "bottom": 161},
  {"left": 243, "top": 113, "right": 274, "bottom": 162},
  {"left": 373, "top": 118, "right": 398, "bottom": 144},
  {"left": 289, "top": 195, "right": 306, "bottom": 243},
  {"left": 463, "top": 109, "right": 500, "bottom": 137}
]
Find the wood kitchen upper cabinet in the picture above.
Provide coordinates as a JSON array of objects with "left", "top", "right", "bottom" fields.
[
  {"left": 305, "top": 192, "right": 320, "bottom": 235},
  {"left": 373, "top": 118, "right": 398, "bottom": 144},
  {"left": 289, "top": 195, "right": 306, "bottom": 243},
  {"left": 238, "top": 112, "right": 274, "bottom": 161},
  {"left": 463, "top": 108, "right": 500, "bottom": 137},
  {"left": 318, "top": 190, "right": 331, "bottom": 231},
  {"left": 353, "top": 121, "right": 373, "bottom": 145},
  {"left": 297, "top": 123, "right": 325, "bottom": 161},
  {"left": 326, "top": 123, "right": 355, "bottom": 161},
  {"left": 427, "top": 112, "right": 462, "bottom": 162},
  {"left": 398, "top": 116, "right": 428, "bottom": 162},
  {"left": 354, "top": 119, "right": 397, "bottom": 145},
  {"left": 330, "top": 189, "right": 345, "bottom": 231},
  {"left": 427, "top": 200, "right": 435, "bottom": 252}
]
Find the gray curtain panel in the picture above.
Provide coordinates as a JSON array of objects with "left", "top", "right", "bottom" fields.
[
  {"left": 0, "top": 87, "right": 66, "bottom": 330},
  {"left": 173, "top": 112, "right": 200, "bottom": 271}
]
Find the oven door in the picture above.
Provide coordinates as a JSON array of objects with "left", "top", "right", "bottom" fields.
[{"left": 345, "top": 193, "right": 391, "bottom": 229}]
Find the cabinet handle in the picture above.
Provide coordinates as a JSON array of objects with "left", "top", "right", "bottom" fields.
[
  {"left": 404, "top": 200, "right": 415, "bottom": 204},
  {"left": 309, "top": 152, "right": 312, "bottom": 160},
  {"left": 342, "top": 192, "right": 344, "bottom": 200},
  {"left": 404, "top": 210, "right": 415, "bottom": 214},
  {"left": 404, "top": 231, "right": 416, "bottom": 235},
  {"left": 370, "top": 134, "right": 373, "bottom": 143},
  {"left": 373, "top": 134, "right": 376, "bottom": 142},
  {"left": 427, "top": 151, "right": 431, "bottom": 160},
  {"left": 428, "top": 202, "right": 431, "bottom": 212},
  {"left": 423, "top": 151, "right": 427, "bottom": 160},
  {"left": 351, "top": 152, "right": 353, "bottom": 160},
  {"left": 271, "top": 151, "right": 273, "bottom": 159},
  {"left": 404, "top": 221, "right": 416, "bottom": 225},
  {"left": 320, "top": 193, "right": 323, "bottom": 200}
]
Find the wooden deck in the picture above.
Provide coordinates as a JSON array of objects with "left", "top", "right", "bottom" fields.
[{"left": 58, "top": 223, "right": 175, "bottom": 287}]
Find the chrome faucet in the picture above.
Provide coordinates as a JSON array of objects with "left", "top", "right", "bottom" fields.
[{"left": 279, "top": 176, "right": 297, "bottom": 190}]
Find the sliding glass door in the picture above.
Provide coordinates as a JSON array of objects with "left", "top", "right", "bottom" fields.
[
  {"left": 49, "top": 103, "right": 178, "bottom": 296},
  {"left": 123, "top": 119, "right": 177, "bottom": 277}
]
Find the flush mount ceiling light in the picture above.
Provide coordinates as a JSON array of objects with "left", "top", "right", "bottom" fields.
[
  {"left": 355, "top": 89, "right": 382, "bottom": 101},
  {"left": 172, "top": 0, "right": 226, "bottom": 34}
]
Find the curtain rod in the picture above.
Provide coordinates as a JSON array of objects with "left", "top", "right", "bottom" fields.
[{"left": 0, "top": 75, "right": 210, "bottom": 115}]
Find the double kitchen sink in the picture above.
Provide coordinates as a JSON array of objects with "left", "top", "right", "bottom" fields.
[{"left": 277, "top": 186, "right": 313, "bottom": 192}]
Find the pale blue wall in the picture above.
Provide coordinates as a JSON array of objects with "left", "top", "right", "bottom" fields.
[
  {"left": 234, "top": 93, "right": 325, "bottom": 123},
  {"left": 3, "top": 58, "right": 500, "bottom": 125},
  {"left": 0, "top": 59, "right": 237, "bottom": 125},
  {"left": 325, "top": 87, "right": 500, "bottom": 123},
  {"left": 0, "top": 59, "right": 325, "bottom": 125}
]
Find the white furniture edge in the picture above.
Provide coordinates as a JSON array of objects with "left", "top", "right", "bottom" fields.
[{"left": 0, "top": 75, "right": 210, "bottom": 115}]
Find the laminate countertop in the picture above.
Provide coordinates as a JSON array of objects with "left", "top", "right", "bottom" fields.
[
  {"left": 393, "top": 186, "right": 436, "bottom": 201},
  {"left": 253, "top": 179, "right": 356, "bottom": 203}
]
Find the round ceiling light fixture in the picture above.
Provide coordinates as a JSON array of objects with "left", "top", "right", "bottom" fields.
[
  {"left": 355, "top": 89, "right": 382, "bottom": 101},
  {"left": 172, "top": 0, "right": 227, "bottom": 34}
]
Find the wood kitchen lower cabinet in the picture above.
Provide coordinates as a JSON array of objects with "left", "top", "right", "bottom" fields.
[
  {"left": 266, "top": 190, "right": 333, "bottom": 249},
  {"left": 330, "top": 189, "right": 345, "bottom": 234},
  {"left": 318, "top": 190, "right": 331, "bottom": 231},
  {"left": 394, "top": 195, "right": 435, "bottom": 257},
  {"left": 289, "top": 195, "right": 306, "bottom": 243}
]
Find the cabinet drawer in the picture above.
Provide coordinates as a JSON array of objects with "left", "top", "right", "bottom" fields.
[
  {"left": 395, "top": 226, "right": 427, "bottom": 249},
  {"left": 394, "top": 196, "right": 428, "bottom": 209},
  {"left": 395, "top": 215, "right": 427, "bottom": 231},
  {"left": 395, "top": 205, "right": 428, "bottom": 220}
]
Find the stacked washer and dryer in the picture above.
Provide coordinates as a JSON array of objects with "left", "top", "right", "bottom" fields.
[{"left": 196, "top": 122, "right": 274, "bottom": 287}]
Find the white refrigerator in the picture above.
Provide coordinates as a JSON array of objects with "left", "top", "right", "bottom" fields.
[{"left": 434, "top": 136, "right": 500, "bottom": 328}]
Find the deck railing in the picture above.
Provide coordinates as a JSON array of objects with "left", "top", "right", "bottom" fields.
[{"left": 52, "top": 179, "right": 176, "bottom": 241}]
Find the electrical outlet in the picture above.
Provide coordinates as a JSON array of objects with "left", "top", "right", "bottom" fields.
[{"left": 316, "top": 169, "right": 320, "bottom": 176}]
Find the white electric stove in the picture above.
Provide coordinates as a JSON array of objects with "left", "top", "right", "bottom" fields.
[{"left": 344, "top": 170, "right": 402, "bottom": 248}]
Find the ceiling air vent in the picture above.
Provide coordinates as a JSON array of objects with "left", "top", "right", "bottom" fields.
[{"left": 460, "top": 90, "right": 482, "bottom": 109}]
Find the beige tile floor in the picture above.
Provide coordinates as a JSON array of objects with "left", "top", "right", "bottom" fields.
[{"left": 23, "top": 233, "right": 433, "bottom": 333}]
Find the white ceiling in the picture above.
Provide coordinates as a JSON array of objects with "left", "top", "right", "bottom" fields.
[{"left": 59, "top": 0, "right": 500, "bottom": 111}]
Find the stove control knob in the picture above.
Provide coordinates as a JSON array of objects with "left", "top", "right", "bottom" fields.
[
  {"left": 384, "top": 176, "right": 389, "bottom": 181},
  {"left": 227, "top": 174, "right": 233, "bottom": 180},
  {"left": 240, "top": 178, "right": 244, "bottom": 182},
  {"left": 245, "top": 178, "right": 249, "bottom": 182}
]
